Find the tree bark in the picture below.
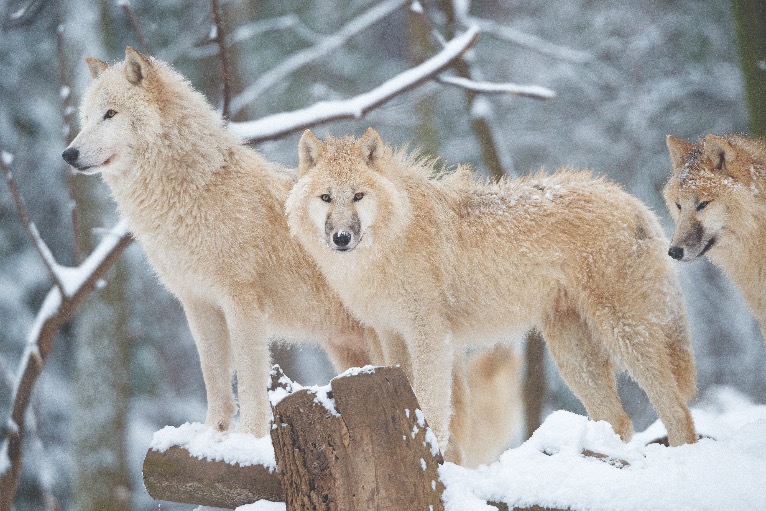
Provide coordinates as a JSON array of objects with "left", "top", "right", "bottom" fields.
[
  {"left": 731, "top": 0, "right": 766, "bottom": 137},
  {"left": 270, "top": 365, "right": 445, "bottom": 511},
  {"left": 142, "top": 445, "right": 282, "bottom": 508}
]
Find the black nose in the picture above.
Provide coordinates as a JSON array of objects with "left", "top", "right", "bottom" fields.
[
  {"left": 332, "top": 231, "right": 352, "bottom": 247},
  {"left": 668, "top": 246, "right": 684, "bottom": 260},
  {"left": 62, "top": 147, "right": 79, "bottom": 165}
]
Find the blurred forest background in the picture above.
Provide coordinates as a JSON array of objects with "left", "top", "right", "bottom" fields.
[{"left": 0, "top": 0, "right": 764, "bottom": 510}]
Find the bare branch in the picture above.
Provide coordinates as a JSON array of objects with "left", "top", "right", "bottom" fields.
[
  {"left": 210, "top": 0, "right": 231, "bottom": 120},
  {"left": 0, "top": 221, "right": 132, "bottom": 511},
  {"left": 119, "top": 1, "right": 153, "bottom": 55},
  {"left": 230, "top": 0, "right": 409, "bottom": 117},
  {"left": 230, "top": 26, "right": 480, "bottom": 143},
  {"left": 0, "top": 153, "right": 66, "bottom": 294},
  {"left": 437, "top": 75, "right": 555, "bottom": 100},
  {"left": 469, "top": 16, "right": 593, "bottom": 64}
]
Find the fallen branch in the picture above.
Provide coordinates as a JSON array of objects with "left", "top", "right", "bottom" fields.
[{"left": 230, "top": 25, "right": 479, "bottom": 143}]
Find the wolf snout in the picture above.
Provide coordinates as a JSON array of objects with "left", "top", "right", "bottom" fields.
[
  {"left": 332, "top": 230, "right": 353, "bottom": 249},
  {"left": 62, "top": 147, "right": 79, "bottom": 166},
  {"left": 668, "top": 246, "right": 684, "bottom": 260}
]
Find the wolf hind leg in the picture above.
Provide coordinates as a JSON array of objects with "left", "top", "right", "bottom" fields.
[
  {"left": 541, "top": 306, "right": 634, "bottom": 442},
  {"left": 590, "top": 307, "right": 697, "bottom": 446}
]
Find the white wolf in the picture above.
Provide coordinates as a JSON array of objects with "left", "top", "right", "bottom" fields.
[
  {"left": 62, "top": 47, "right": 374, "bottom": 436},
  {"left": 286, "top": 128, "right": 698, "bottom": 448}
]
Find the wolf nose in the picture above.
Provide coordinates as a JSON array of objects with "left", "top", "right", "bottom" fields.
[
  {"left": 333, "top": 231, "right": 352, "bottom": 248},
  {"left": 668, "top": 246, "right": 684, "bottom": 260},
  {"left": 62, "top": 147, "right": 79, "bottom": 165}
]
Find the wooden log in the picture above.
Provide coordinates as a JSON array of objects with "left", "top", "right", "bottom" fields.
[
  {"left": 269, "top": 365, "right": 445, "bottom": 511},
  {"left": 142, "top": 444, "right": 282, "bottom": 508}
]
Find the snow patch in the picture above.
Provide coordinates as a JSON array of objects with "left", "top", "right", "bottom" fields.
[
  {"left": 236, "top": 501, "right": 286, "bottom": 511},
  {"left": 150, "top": 422, "right": 276, "bottom": 470},
  {"left": 1, "top": 151, "right": 14, "bottom": 166}
]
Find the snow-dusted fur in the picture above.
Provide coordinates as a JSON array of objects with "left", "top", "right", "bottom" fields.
[
  {"left": 62, "top": 47, "right": 375, "bottom": 436},
  {"left": 286, "top": 128, "right": 698, "bottom": 448},
  {"left": 665, "top": 134, "right": 766, "bottom": 343}
]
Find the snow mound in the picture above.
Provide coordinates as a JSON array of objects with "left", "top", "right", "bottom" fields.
[{"left": 441, "top": 387, "right": 766, "bottom": 510}]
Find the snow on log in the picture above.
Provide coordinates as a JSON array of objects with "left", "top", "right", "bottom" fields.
[
  {"left": 229, "top": 25, "right": 479, "bottom": 143},
  {"left": 269, "top": 365, "right": 445, "bottom": 511}
]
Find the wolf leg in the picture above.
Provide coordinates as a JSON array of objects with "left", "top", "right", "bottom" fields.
[
  {"left": 591, "top": 308, "right": 696, "bottom": 446},
  {"left": 542, "top": 307, "right": 634, "bottom": 442},
  {"left": 225, "top": 299, "right": 271, "bottom": 437},
  {"left": 182, "top": 298, "right": 236, "bottom": 432}
]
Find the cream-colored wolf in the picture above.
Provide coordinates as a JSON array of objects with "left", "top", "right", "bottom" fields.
[
  {"left": 286, "top": 128, "right": 698, "bottom": 448},
  {"left": 61, "top": 47, "right": 376, "bottom": 436},
  {"left": 61, "top": 48, "right": 520, "bottom": 461},
  {"left": 665, "top": 134, "right": 766, "bottom": 343}
]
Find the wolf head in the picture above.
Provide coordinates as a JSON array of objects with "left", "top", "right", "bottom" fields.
[
  {"left": 286, "top": 128, "right": 412, "bottom": 254},
  {"left": 62, "top": 46, "right": 229, "bottom": 180},
  {"left": 663, "top": 134, "right": 759, "bottom": 262}
]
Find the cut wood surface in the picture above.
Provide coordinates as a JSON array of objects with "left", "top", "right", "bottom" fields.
[{"left": 269, "top": 365, "right": 445, "bottom": 511}]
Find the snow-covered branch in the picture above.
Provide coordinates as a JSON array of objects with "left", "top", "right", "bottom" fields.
[
  {"left": 437, "top": 75, "right": 556, "bottom": 100},
  {"left": 229, "top": 0, "right": 408, "bottom": 116},
  {"left": 230, "top": 25, "right": 480, "bottom": 143},
  {"left": 0, "top": 216, "right": 131, "bottom": 511}
]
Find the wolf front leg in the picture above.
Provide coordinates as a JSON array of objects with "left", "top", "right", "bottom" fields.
[
  {"left": 225, "top": 299, "right": 271, "bottom": 437},
  {"left": 405, "top": 320, "right": 455, "bottom": 453},
  {"left": 182, "top": 298, "right": 236, "bottom": 432}
]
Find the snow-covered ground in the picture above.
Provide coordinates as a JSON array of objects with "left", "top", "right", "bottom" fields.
[{"left": 155, "top": 385, "right": 766, "bottom": 511}]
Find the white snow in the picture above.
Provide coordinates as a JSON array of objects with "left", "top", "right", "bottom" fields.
[
  {"left": 150, "top": 422, "right": 276, "bottom": 471},
  {"left": 236, "top": 501, "right": 286, "bottom": 511},
  {"left": 440, "top": 387, "right": 766, "bottom": 510},
  {"left": 1, "top": 150, "right": 14, "bottom": 166},
  {"left": 440, "top": 75, "right": 556, "bottom": 99},
  {"left": 268, "top": 368, "right": 339, "bottom": 416},
  {"left": 0, "top": 440, "right": 10, "bottom": 476},
  {"left": 229, "top": 25, "right": 479, "bottom": 142}
]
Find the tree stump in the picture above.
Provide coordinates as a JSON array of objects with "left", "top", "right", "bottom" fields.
[{"left": 269, "top": 365, "right": 445, "bottom": 511}]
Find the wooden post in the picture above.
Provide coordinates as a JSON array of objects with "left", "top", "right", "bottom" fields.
[{"left": 269, "top": 365, "right": 445, "bottom": 511}]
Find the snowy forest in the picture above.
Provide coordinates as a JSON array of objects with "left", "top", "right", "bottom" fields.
[{"left": 1, "top": 0, "right": 764, "bottom": 510}]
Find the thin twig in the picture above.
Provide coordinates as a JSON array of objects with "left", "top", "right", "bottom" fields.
[
  {"left": 0, "top": 154, "right": 66, "bottom": 294},
  {"left": 437, "top": 75, "right": 555, "bottom": 100},
  {"left": 210, "top": 0, "right": 231, "bottom": 120},
  {"left": 230, "top": 26, "right": 479, "bottom": 143},
  {"left": 120, "top": 1, "right": 153, "bottom": 55},
  {"left": 230, "top": 0, "right": 408, "bottom": 117}
]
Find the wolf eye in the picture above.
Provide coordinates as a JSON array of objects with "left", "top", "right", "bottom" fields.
[
  {"left": 320, "top": 193, "right": 331, "bottom": 203},
  {"left": 696, "top": 201, "right": 710, "bottom": 211},
  {"left": 103, "top": 109, "right": 117, "bottom": 120},
  {"left": 675, "top": 202, "right": 681, "bottom": 211},
  {"left": 353, "top": 192, "right": 365, "bottom": 202}
]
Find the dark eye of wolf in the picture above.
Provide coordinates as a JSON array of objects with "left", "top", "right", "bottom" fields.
[
  {"left": 353, "top": 192, "right": 365, "bottom": 202},
  {"left": 103, "top": 109, "right": 117, "bottom": 120},
  {"left": 320, "top": 194, "right": 331, "bottom": 203},
  {"left": 676, "top": 202, "right": 681, "bottom": 211},
  {"left": 696, "top": 201, "right": 710, "bottom": 211}
]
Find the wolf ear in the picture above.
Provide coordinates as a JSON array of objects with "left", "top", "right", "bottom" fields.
[
  {"left": 359, "top": 127, "right": 383, "bottom": 167},
  {"left": 298, "top": 130, "right": 322, "bottom": 176},
  {"left": 666, "top": 135, "right": 694, "bottom": 169},
  {"left": 85, "top": 57, "right": 108, "bottom": 79},
  {"left": 124, "top": 46, "right": 152, "bottom": 86},
  {"left": 703, "top": 134, "right": 736, "bottom": 173}
]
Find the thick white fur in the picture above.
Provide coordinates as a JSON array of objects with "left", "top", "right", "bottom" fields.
[
  {"left": 65, "top": 47, "right": 372, "bottom": 436},
  {"left": 287, "top": 128, "right": 698, "bottom": 448}
]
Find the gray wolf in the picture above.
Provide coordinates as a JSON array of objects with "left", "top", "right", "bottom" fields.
[
  {"left": 286, "top": 128, "right": 698, "bottom": 449},
  {"left": 665, "top": 133, "right": 766, "bottom": 343}
]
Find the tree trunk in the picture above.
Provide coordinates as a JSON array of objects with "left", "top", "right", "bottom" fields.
[
  {"left": 523, "top": 329, "right": 547, "bottom": 439},
  {"left": 269, "top": 365, "right": 445, "bottom": 511},
  {"left": 731, "top": 0, "right": 766, "bottom": 137}
]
